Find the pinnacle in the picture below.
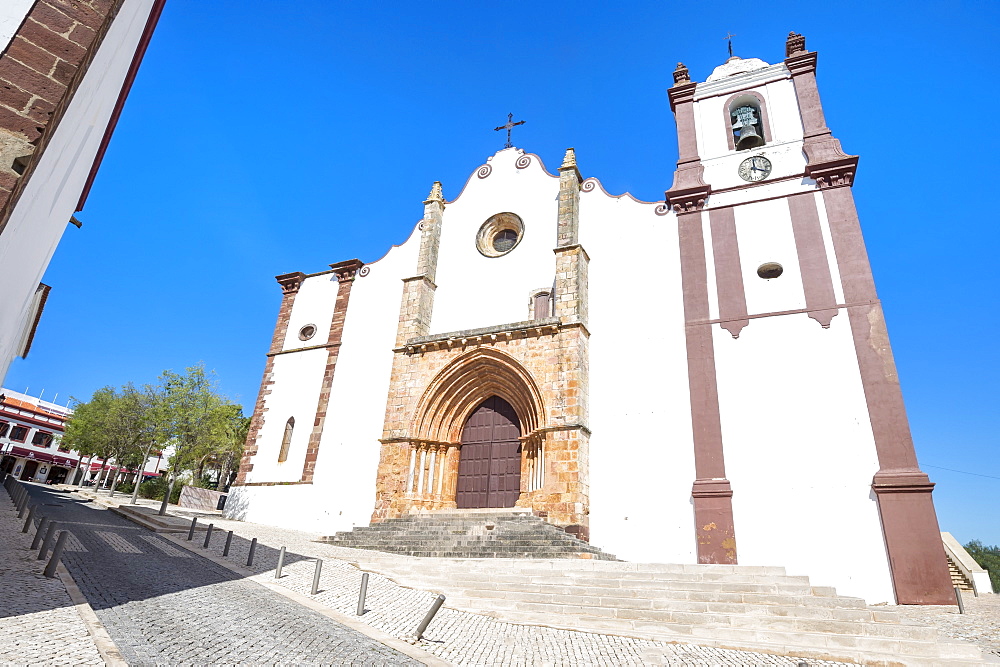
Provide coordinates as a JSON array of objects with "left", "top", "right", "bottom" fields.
[
  {"left": 424, "top": 181, "right": 443, "bottom": 203},
  {"left": 560, "top": 148, "right": 577, "bottom": 170}
]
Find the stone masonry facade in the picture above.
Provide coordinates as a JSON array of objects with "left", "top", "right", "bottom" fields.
[{"left": 371, "top": 150, "right": 594, "bottom": 539}]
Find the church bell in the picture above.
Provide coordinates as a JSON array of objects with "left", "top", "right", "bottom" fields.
[{"left": 736, "top": 123, "right": 765, "bottom": 150}]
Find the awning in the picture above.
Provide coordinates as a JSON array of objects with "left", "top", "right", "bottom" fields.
[{"left": 7, "top": 446, "right": 78, "bottom": 468}]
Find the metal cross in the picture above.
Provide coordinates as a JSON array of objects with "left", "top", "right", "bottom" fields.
[
  {"left": 724, "top": 31, "right": 736, "bottom": 58},
  {"left": 493, "top": 113, "right": 525, "bottom": 149}
]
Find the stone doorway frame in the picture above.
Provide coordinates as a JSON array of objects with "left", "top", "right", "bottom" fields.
[{"left": 374, "top": 348, "right": 554, "bottom": 520}]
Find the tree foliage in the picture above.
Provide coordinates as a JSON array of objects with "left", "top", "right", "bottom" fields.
[
  {"left": 64, "top": 364, "right": 247, "bottom": 500},
  {"left": 964, "top": 540, "right": 1000, "bottom": 593}
]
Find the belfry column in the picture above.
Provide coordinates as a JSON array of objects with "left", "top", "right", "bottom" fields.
[
  {"left": 374, "top": 182, "right": 445, "bottom": 521},
  {"left": 667, "top": 63, "right": 737, "bottom": 565},
  {"left": 235, "top": 272, "right": 305, "bottom": 485},
  {"left": 541, "top": 148, "right": 592, "bottom": 540},
  {"left": 785, "top": 32, "right": 951, "bottom": 603}
]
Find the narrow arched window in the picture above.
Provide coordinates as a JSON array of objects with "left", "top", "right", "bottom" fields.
[
  {"left": 730, "top": 96, "right": 766, "bottom": 151},
  {"left": 278, "top": 417, "right": 294, "bottom": 463}
]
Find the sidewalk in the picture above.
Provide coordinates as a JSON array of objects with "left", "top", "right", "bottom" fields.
[
  {"left": 0, "top": 485, "right": 105, "bottom": 666},
  {"left": 72, "top": 486, "right": 855, "bottom": 666}
]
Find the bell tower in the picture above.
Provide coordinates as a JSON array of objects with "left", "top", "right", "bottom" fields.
[{"left": 666, "top": 33, "right": 954, "bottom": 604}]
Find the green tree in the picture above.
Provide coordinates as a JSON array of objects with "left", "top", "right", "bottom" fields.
[
  {"left": 155, "top": 364, "right": 245, "bottom": 512},
  {"left": 64, "top": 384, "right": 159, "bottom": 495},
  {"left": 964, "top": 540, "right": 1000, "bottom": 593}
]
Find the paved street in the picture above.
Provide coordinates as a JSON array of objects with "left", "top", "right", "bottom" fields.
[
  {"left": 0, "top": 491, "right": 103, "bottom": 666},
  {"left": 17, "top": 483, "right": 421, "bottom": 666}
]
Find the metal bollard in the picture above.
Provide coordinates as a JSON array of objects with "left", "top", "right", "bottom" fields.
[
  {"left": 17, "top": 496, "right": 30, "bottom": 518},
  {"left": 275, "top": 546, "right": 286, "bottom": 579},
  {"left": 414, "top": 594, "right": 446, "bottom": 641},
  {"left": 38, "top": 520, "right": 58, "bottom": 560},
  {"left": 955, "top": 587, "right": 966, "bottom": 614},
  {"left": 186, "top": 516, "right": 198, "bottom": 541},
  {"left": 223, "top": 530, "right": 234, "bottom": 557},
  {"left": 203, "top": 523, "right": 214, "bottom": 548},
  {"left": 31, "top": 516, "right": 49, "bottom": 549},
  {"left": 247, "top": 537, "right": 257, "bottom": 566},
  {"left": 43, "top": 531, "right": 69, "bottom": 578},
  {"left": 21, "top": 505, "right": 36, "bottom": 533},
  {"left": 357, "top": 572, "right": 369, "bottom": 615},
  {"left": 311, "top": 558, "right": 323, "bottom": 595},
  {"left": 16, "top": 489, "right": 28, "bottom": 513}
]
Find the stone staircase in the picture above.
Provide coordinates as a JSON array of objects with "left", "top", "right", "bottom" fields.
[
  {"left": 948, "top": 552, "right": 975, "bottom": 592},
  {"left": 318, "top": 509, "right": 617, "bottom": 560},
  {"left": 351, "top": 557, "right": 986, "bottom": 666}
]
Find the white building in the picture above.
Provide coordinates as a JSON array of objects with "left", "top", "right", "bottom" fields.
[
  {"left": 0, "top": 388, "right": 76, "bottom": 483},
  {"left": 0, "top": 0, "right": 166, "bottom": 384},
  {"left": 0, "top": 387, "right": 166, "bottom": 485},
  {"left": 229, "top": 33, "right": 954, "bottom": 606}
]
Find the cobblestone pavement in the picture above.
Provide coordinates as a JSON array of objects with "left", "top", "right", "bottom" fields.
[
  {"left": 21, "top": 484, "right": 421, "bottom": 666},
  {"left": 890, "top": 593, "right": 1000, "bottom": 661},
  {"left": 75, "top": 492, "right": 853, "bottom": 666},
  {"left": 0, "top": 487, "right": 103, "bottom": 666}
]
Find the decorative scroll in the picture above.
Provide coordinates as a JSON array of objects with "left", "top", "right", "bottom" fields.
[
  {"left": 515, "top": 155, "right": 531, "bottom": 169},
  {"left": 477, "top": 164, "right": 492, "bottom": 179},
  {"left": 581, "top": 179, "right": 597, "bottom": 192},
  {"left": 358, "top": 265, "right": 370, "bottom": 277},
  {"left": 654, "top": 203, "right": 669, "bottom": 216}
]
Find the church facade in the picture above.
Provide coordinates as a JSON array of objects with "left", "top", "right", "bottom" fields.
[{"left": 229, "top": 33, "right": 954, "bottom": 606}]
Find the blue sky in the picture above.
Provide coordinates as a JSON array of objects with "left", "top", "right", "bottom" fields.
[{"left": 8, "top": 1, "right": 998, "bottom": 545}]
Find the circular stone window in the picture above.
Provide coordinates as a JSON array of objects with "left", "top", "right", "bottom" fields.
[
  {"left": 298, "top": 324, "right": 317, "bottom": 341},
  {"left": 757, "top": 262, "right": 784, "bottom": 279},
  {"left": 477, "top": 212, "right": 524, "bottom": 257}
]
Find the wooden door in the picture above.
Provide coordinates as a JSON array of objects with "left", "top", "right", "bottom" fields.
[{"left": 456, "top": 396, "right": 522, "bottom": 509}]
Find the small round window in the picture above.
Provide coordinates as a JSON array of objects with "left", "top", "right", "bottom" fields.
[
  {"left": 477, "top": 212, "right": 524, "bottom": 257},
  {"left": 757, "top": 262, "right": 783, "bottom": 279},
  {"left": 298, "top": 324, "right": 317, "bottom": 341}
]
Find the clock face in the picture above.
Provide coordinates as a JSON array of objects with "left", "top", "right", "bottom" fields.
[{"left": 738, "top": 155, "right": 772, "bottom": 182}]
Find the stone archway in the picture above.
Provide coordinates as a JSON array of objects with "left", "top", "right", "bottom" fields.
[{"left": 373, "top": 348, "right": 547, "bottom": 520}]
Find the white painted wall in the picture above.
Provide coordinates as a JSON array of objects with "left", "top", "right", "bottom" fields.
[
  {"left": 430, "top": 149, "right": 560, "bottom": 334},
  {"left": 0, "top": 0, "right": 34, "bottom": 53},
  {"left": 0, "top": 0, "right": 156, "bottom": 385},
  {"left": 228, "top": 225, "right": 420, "bottom": 533},
  {"left": 232, "top": 141, "right": 897, "bottom": 603},
  {"left": 310, "top": 225, "right": 420, "bottom": 532},
  {"left": 734, "top": 197, "right": 807, "bottom": 315},
  {"left": 580, "top": 184, "right": 698, "bottom": 563},
  {"left": 282, "top": 273, "right": 339, "bottom": 352},
  {"left": 246, "top": 347, "right": 328, "bottom": 484},
  {"left": 713, "top": 311, "right": 894, "bottom": 602}
]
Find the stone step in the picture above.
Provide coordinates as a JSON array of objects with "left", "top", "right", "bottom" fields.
[
  {"left": 446, "top": 590, "right": 883, "bottom": 621},
  {"left": 379, "top": 565, "right": 811, "bottom": 585},
  {"left": 322, "top": 512, "right": 617, "bottom": 560},
  {"left": 466, "top": 608, "right": 983, "bottom": 666},
  {"left": 350, "top": 554, "right": 986, "bottom": 665},
  {"left": 386, "top": 573, "right": 835, "bottom": 597},
  {"left": 365, "top": 558, "right": 790, "bottom": 576}
]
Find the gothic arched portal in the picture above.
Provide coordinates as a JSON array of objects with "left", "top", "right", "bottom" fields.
[{"left": 456, "top": 396, "right": 522, "bottom": 508}]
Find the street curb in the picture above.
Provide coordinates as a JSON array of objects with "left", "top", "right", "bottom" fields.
[
  {"left": 57, "top": 564, "right": 129, "bottom": 667},
  {"left": 155, "top": 531, "right": 452, "bottom": 667}
]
